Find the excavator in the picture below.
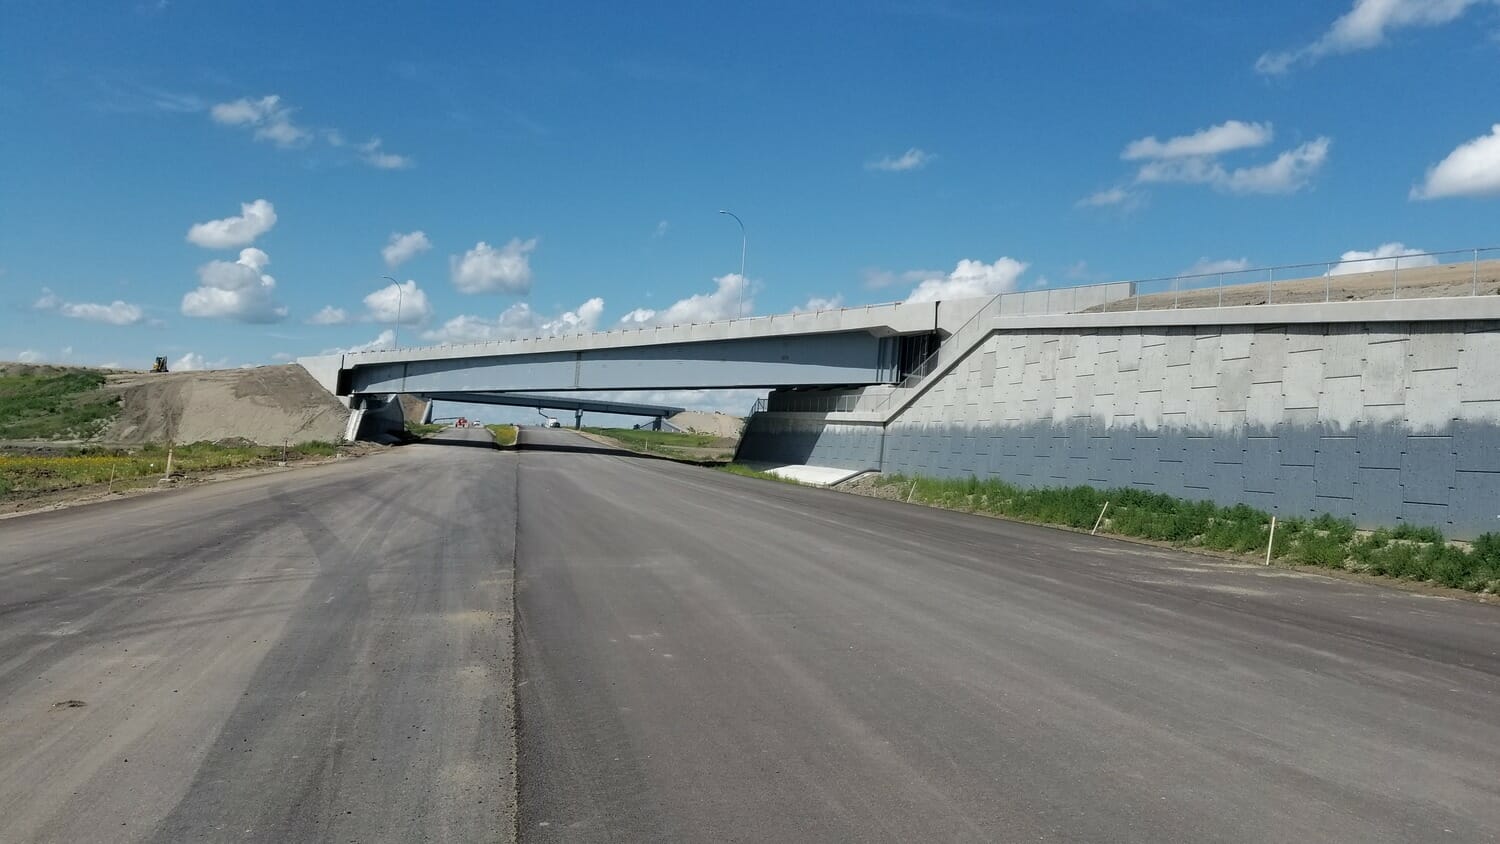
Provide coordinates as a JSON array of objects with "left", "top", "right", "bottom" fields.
[{"left": 150, "top": 356, "right": 168, "bottom": 373}]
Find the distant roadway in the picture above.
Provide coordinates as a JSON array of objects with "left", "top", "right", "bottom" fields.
[{"left": 2, "top": 425, "right": 1498, "bottom": 842}]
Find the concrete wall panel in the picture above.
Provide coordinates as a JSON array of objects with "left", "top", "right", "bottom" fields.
[{"left": 744, "top": 318, "right": 1500, "bottom": 538}]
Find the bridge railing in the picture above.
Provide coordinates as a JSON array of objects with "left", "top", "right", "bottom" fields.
[
  {"left": 1092, "top": 246, "right": 1500, "bottom": 313},
  {"left": 848, "top": 245, "right": 1500, "bottom": 417}
]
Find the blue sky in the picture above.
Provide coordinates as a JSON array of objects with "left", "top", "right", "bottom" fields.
[{"left": 3, "top": 0, "right": 1500, "bottom": 376}]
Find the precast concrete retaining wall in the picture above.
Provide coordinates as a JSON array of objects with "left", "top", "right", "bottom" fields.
[{"left": 742, "top": 319, "right": 1500, "bottom": 538}]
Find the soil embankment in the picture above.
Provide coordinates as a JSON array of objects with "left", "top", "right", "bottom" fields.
[{"left": 105, "top": 364, "right": 349, "bottom": 445}]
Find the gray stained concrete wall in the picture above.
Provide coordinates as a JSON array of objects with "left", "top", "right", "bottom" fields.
[{"left": 743, "top": 321, "right": 1500, "bottom": 539}]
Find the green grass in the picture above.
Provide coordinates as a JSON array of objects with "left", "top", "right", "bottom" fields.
[
  {"left": 581, "top": 426, "right": 735, "bottom": 463},
  {"left": 0, "top": 441, "right": 343, "bottom": 500},
  {"left": 485, "top": 424, "right": 518, "bottom": 446},
  {"left": 581, "top": 427, "right": 722, "bottom": 450},
  {"left": 842, "top": 472, "right": 1500, "bottom": 594},
  {"left": 405, "top": 422, "right": 444, "bottom": 437},
  {"left": 0, "top": 366, "right": 120, "bottom": 440}
]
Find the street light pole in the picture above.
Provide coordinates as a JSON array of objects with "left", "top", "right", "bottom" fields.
[
  {"left": 718, "top": 210, "right": 746, "bottom": 317},
  {"left": 381, "top": 275, "right": 403, "bottom": 349}
]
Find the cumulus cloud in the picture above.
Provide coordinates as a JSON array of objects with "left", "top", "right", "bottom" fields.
[
  {"left": 903, "top": 258, "right": 1028, "bottom": 303},
  {"left": 17, "top": 349, "right": 45, "bottom": 363},
  {"left": 382, "top": 230, "right": 431, "bottom": 267},
  {"left": 363, "top": 280, "right": 433, "bottom": 325},
  {"left": 616, "top": 274, "right": 752, "bottom": 326},
  {"left": 358, "top": 137, "right": 413, "bottom": 170},
  {"left": 1411, "top": 124, "right": 1500, "bottom": 199},
  {"left": 1327, "top": 242, "right": 1439, "bottom": 276},
  {"left": 793, "top": 294, "right": 844, "bottom": 313},
  {"left": 422, "top": 297, "right": 605, "bottom": 344},
  {"left": 308, "top": 306, "right": 350, "bottom": 325},
  {"left": 210, "top": 95, "right": 310, "bottom": 147},
  {"left": 170, "top": 352, "right": 229, "bottom": 371},
  {"left": 186, "top": 199, "right": 277, "bottom": 249},
  {"left": 34, "top": 288, "right": 149, "bottom": 325},
  {"left": 1135, "top": 137, "right": 1331, "bottom": 195},
  {"left": 451, "top": 238, "right": 538, "bottom": 294},
  {"left": 1123, "top": 121, "right": 1274, "bottom": 160},
  {"left": 338, "top": 330, "right": 396, "bottom": 354},
  {"left": 181, "top": 247, "right": 287, "bottom": 323},
  {"left": 1257, "top": 0, "right": 1489, "bottom": 74},
  {"left": 866, "top": 147, "right": 934, "bottom": 172}
]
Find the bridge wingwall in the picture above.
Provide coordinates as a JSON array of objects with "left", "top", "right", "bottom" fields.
[{"left": 740, "top": 301, "right": 1500, "bottom": 539}]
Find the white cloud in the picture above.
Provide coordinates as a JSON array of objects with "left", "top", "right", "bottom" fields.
[
  {"left": 186, "top": 199, "right": 277, "bottom": 249},
  {"left": 34, "top": 288, "right": 148, "bottom": 325},
  {"left": 308, "top": 305, "right": 350, "bottom": 325},
  {"left": 271, "top": 352, "right": 295, "bottom": 362},
  {"left": 382, "top": 230, "right": 431, "bottom": 267},
  {"left": 1135, "top": 137, "right": 1331, "bottom": 195},
  {"left": 792, "top": 295, "right": 844, "bottom": 313},
  {"left": 17, "top": 349, "right": 44, "bottom": 363},
  {"left": 1181, "top": 257, "right": 1252, "bottom": 276},
  {"left": 617, "top": 274, "right": 752, "bottom": 326},
  {"left": 209, "top": 95, "right": 413, "bottom": 167},
  {"left": 1327, "top": 242, "right": 1439, "bottom": 276},
  {"left": 1411, "top": 123, "right": 1500, "bottom": 199},
  {"left": 422, "top": 297, "right": 605, "bottom": 344},
  {"left": 1122, "top": 121, "right": 1274, "bottom": 160},
  {"left": 209, "top": 95, "right": 310, "bottom": 147},
  {"left": 171, "top": 352, "right": 225, "bottom": 371},
  {"left": 318, "top": 332, "right": 394, "bottom": 354},
  {"left": 1220, "top": 138, "right": 1332, "bottom": 194},
  {"left": 181, "top": 247, "right": 288, "bottom": 323},
  {"left": 358, "top": 137, "right": 413, "bottom": 170},
  {"left": 451, "top": 238, "right": 538, "bottom": 294},
  {"left": 61, "top": 301, "right": 146, "bottom": 325},
  {"left": 904, "top": 258, "right": 1028, "bottom": 303},
  {"left": 867, "top": 147, "right": 933, "bottom": 172},
  {"left": 653, "top": 220, "right": 670, "bottom": 238},
  {"left": 1257, "top": 0, "right": 1488, "bottom": 74},
  {"left": 339, "top": 330, "right": 396, "bottom": 354},
  {"left": 1075, "top": 186, "right": 1145, "bottom": 209},
  {"left": 363, "top": 280, "right": 433, "bottom": 325}
]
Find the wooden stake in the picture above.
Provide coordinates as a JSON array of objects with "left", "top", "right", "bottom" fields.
[
  {"left": 1091, "top": 501, "right": 1111, "bottom": 535},
  {"left": 1265, "top": 516, "right": 1278, "bottom": 566}
]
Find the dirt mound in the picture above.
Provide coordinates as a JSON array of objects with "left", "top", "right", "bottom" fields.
[
  {"left": 105, "top": 364, "right": 350, "bottom": 445},
  {"left": 668, "top": 411, "right": 744, "bottom": 438}
]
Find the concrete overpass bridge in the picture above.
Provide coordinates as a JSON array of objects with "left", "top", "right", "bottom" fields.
[{"left": 298, "top": 283, "right": 1134, "bottom": 435}]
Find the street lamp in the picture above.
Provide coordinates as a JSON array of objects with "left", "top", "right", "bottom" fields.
[
  {"left": 381, "top": 275, "right": 404, "bottom": 349},
  {"left": 718, "top": 209, "right": 747, "bottom": 317}
]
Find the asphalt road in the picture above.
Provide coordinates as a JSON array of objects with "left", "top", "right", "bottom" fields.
[
  {"left": 4, "top": 425, "right": 1499, "bottom": 842},
  {"left": 515, "top": 427, "right": 1500, "bottom": 842},
  {"left": 0, "top": 426, "right": 516, "bottom": 842}
]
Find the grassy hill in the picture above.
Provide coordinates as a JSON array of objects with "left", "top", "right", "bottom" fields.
[{"left": 0, "top": 365, "right": 121, "bottom": 440}]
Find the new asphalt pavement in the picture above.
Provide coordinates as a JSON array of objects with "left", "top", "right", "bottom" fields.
[{"left": 2, "top": 425, "right": 1498, "bottom": 842}]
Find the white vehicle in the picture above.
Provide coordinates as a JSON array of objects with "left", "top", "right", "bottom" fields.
[{"left": 544, "top": 418, "right": 561, "bottom": 428}]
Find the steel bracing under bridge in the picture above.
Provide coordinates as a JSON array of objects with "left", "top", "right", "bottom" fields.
[{"left": 422, "top": 390, "right": 685, "bottom": 429}]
